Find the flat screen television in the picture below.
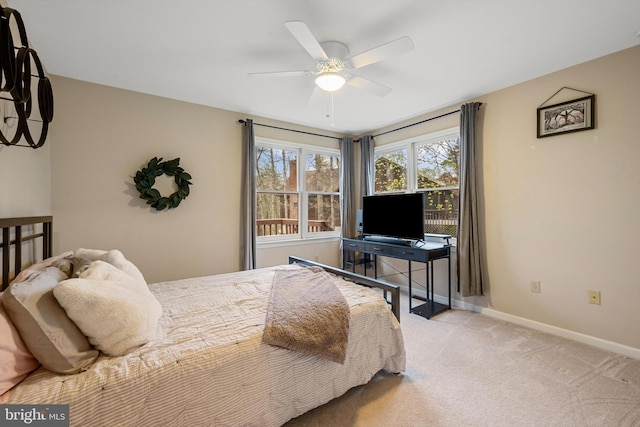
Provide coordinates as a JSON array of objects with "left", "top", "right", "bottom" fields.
[{"left": 362, "top": 193, "right": 425, "bottom": 242}]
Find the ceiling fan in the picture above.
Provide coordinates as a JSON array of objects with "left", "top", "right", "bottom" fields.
[{"left": 249, "top": 21, "right": 414, "bottom": 98}]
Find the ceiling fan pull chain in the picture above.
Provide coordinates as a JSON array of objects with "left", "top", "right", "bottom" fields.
[{"left": 330, "top": 93, "right": 335, "bottom": 127}]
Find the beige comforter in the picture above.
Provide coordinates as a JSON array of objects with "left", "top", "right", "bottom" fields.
[
  {"left": 4, "top": 264, "right": 405, "bottom": 426},
  {"left": 264, "top": 266, "right": 351, "bottom": 364}
]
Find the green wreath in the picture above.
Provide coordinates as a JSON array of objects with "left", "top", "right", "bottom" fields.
[{"left": 134, "top": 157, "right": 193, "bottom": 211}]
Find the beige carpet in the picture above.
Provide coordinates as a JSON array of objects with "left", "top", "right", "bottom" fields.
[{"left": 285, "top": 306, "right": 640, "bottom": 426}]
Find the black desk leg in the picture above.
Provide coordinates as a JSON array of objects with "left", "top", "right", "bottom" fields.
[
  {"left": 363, "top": 254, "right": 366, "bottom": 276},
  {"left": 425, "top": 258, "right": 430, "bottom": 302},
  {"left": 430, "top": 260, "right": 434, "bottom": 301},
  {"left": 352, "top": 250, "right": 355, "bottom": 273},
  {"left": 448, "top": 248, "right": 452, "bottom": 308},
  {"left": 408, "top": 259, "right": 412, "bottom": 311}
]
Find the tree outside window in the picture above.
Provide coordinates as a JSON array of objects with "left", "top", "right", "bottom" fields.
[
  {"left": 306, "top": 152, "right": 341, "bottom": 234},
  {"left": 256, "top": 146, "right": 298, "bottom": 236},
  {"left": 416, "top": 136, "right": 459, "bottom": 237},
  {"left": 374, "top": 148, "right": 408, "bottom": 192},
  {"left": 256, "top": 141, "right": 341, "bottom": 239}
]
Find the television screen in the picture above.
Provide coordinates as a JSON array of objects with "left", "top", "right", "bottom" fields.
[{"left": 362, "top": 193, "right": 425, "bottom": 241}]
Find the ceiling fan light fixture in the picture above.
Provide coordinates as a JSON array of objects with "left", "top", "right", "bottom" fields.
[{"left": 315, "top": 71, "right": 346, "bottom": 92}]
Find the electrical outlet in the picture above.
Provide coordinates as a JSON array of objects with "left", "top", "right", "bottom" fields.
[
  {"left": 530, "top": 281, "right": 541, "bottom": 293},
  {"left": 589, "top": 290, "right": 601, "bottom": 305}
]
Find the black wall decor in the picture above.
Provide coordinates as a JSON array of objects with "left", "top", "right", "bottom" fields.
[
  {"left": 536, "top": 87, "right": 595, "bottom": 138},
  {"left": 0, "top": 7, "right": 53, "bottom": 148},
  {"left": 134, "top": 157, "right": 193, "bottom": 211}
]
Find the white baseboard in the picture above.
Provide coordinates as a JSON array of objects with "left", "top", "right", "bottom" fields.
[{"left": 413, "top": 288, "right": 640, "bottom": 360}]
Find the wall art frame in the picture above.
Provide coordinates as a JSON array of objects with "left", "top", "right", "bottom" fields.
[{"left": 536, "top": 94, "right": 595, "bottom": 138}]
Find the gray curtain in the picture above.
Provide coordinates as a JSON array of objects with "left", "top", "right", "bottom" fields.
[
  {"left": 457, "top": 102, "right": 485, "bottom": 296},
  {"left": 242, "top": 119, "right": 256, "bottom": 270},
  {"left": 340, "top": 137, "right": 355, "bottom": 266},
  {"left": 360, "top": 135, "right": 375, "bottom": 197}
]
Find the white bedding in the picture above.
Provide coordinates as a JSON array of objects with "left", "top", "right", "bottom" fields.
[{"left": 3, "top": 264, "right": 406, "bottom": 426}]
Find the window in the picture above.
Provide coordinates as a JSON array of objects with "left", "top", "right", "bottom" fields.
[
  {"left": 415, "top": 134, "right": 459, "bottom": 237},
  {"left": 374, "top": 128, "right": 460, "bottom": 238},
  {"left": 374, "top": 147, "right": 408, "bottom": 192},
  {"left": 256, "top": 139, "right": 341, "bottom": 241}
]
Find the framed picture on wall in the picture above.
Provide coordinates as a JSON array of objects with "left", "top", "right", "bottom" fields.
[{"left": 536, "top": 95, "right": 595, "bottom": 138}]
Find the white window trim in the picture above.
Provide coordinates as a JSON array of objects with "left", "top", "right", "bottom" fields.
[
  {"left": 376, "top": 127, "right": 459, "bottom": 151},
  {"left": 256, "top": 137, "right": 341, "bottom": 243}
]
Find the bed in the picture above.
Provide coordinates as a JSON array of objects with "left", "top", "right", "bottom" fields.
[{"left": 0, "top": 216, "right": 405, "bottom": 426}]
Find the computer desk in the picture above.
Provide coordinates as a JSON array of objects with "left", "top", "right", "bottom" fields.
[{"left": 342, "top": 236, "right": 452, "bottom": 319}]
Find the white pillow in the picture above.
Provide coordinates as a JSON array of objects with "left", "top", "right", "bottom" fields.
[
  {"left": 53, "top": 261, "right": 162, "bottom": 356},
  {"left": 73, "top": 248, "right": 146, "bottom": 284},
  {"left": 9, "top": 251, "right": 74, "bottom": 285}
]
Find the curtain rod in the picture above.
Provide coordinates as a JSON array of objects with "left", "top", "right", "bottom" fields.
[
  {"left": 240, "top": 103, "right": 480, "bottom": 142},
  {"left": 238, "top": 119, "right": 342, "bottom": 141},
  {"left": 371, "top": 109, "right": 463, "bottom": 139}
]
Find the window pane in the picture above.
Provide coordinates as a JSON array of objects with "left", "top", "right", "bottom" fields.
[
  {"left": 416, "top": 137, "right": 459, "bottom": 189},
  {"left": 307, "top": 194, "right": 341, "bottom": 233},
  {"left": 424, "top": 189, "right": 458, "bottom": 237},
  {"left": 256, "top": 146, "right": 298, "bottom": 191},
  {"left": 305, "top": 152, "right": 340, "bottom": 192},
  {"left": 256, "top": 192, "right": 299, "bottom": 236},
  {"left": 375, "top": 148, "right": 407, "bottom": 192}
]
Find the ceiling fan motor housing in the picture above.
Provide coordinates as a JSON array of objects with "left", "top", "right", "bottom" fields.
[{"left": 319, "top": 41, "right": 349, "bottom": 71}]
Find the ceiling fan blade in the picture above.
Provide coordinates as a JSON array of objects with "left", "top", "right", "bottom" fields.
[
  {"left": 346, "top": 75, "right": 392, "bottom": 97},
  {"left": 284, "top": 21, "right": 328, "bottom": 62},
  {"left": 306, "top": 86, "right": 322, "bottom": 106},
  {"left": 347, "top": 36, "right": 414, "bottom": 69},
  {"left": 248, "top": 70, "right": 315, "bottom": 78}
]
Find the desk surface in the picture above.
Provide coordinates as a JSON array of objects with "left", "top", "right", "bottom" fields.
[
  {"left": 414, "top": 240, "right": 451, "bottom": 251},
  {"left": 351, "top": 236, "right": 450, "bottom": 249}
]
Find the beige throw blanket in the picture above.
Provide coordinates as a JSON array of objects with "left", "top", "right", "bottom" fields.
[{"left": 263, "top": 266, "right": 350, "bottom": 364}]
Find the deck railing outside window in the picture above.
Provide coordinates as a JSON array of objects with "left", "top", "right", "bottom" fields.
[{"left": 257, "top": 219, "right": 334, "bottom": 236}]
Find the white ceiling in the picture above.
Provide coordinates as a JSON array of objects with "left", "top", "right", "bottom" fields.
[{"left": 7, "top": 0, "right": 640, "bottom": 135}]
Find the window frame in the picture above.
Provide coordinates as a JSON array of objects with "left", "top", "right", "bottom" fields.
[{"left": 255, "top": 137, "right": 341, "bottom": 244}]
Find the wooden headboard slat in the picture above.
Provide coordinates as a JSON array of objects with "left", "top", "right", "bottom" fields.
[
  {"left": 2, "top": 227, "right": 9, "bottom": 290},
  {"left": 14, "top": 225, "right": 22, "bottom": 283},
  {"left": 0, "top": 216, "right": 53, "bottom": 290}
]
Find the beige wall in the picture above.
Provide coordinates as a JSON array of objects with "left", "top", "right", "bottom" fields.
[
  {"left": 48, "top": 77, "right": 343, "bottom": 284},
  {"left": 0, "top": 138, "right": 50, "bottom": 218},
  {"left": 372, "top": 45, "right": 640, "bottom": 351},
  {"left": 480, "top": 45, "right": 640, "bottom": 351},
  {"left": 50, "top": 77, "right": 241, "bottom": 283}
]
